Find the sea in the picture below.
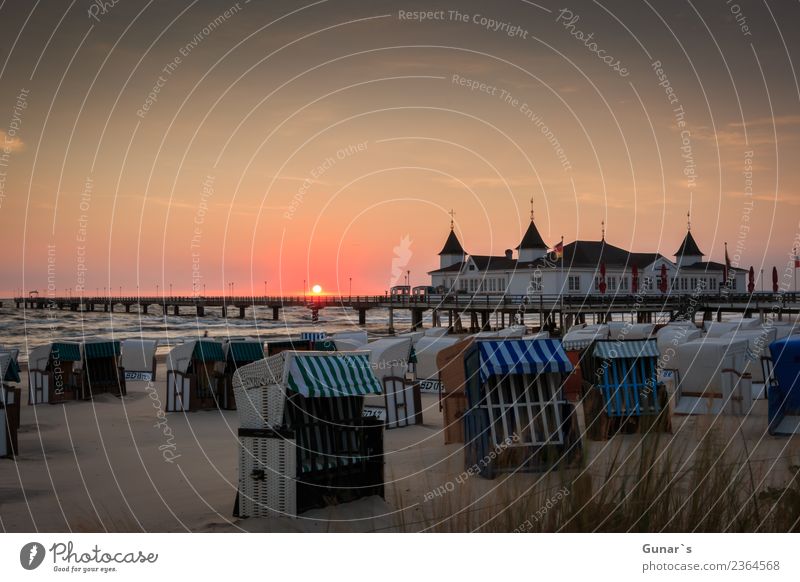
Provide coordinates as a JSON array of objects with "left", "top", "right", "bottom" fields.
[{"left": 0, "top": 300, "right": 415, "bottom": 362}]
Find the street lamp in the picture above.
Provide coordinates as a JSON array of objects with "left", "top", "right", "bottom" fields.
[
  {"left": 170, "top": 283, "right": 173, "bottom": 296},
  {"left": 264, "top": 280, "right": 267, "bottom": 296},
  {"left": 760, "top": 269, "right": 764, "bottom": 293},
  {"left": 349, "top": 277, "right": 352, "bottom": 298},
  {"left": 303, "top": 279, "right": 306, "bottom": 299}
]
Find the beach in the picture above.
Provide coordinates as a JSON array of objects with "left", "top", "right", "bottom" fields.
[{"left": 3, "top": 352, "right": 800, "bottom": 533}]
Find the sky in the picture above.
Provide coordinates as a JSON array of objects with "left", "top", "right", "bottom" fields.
[{"left": 1, "top": 0, "right": 799, "bottom": 296}]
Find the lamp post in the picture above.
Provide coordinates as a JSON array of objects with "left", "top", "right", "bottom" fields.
[
  {"left": 349, "top": 277, "right": 352, "bottom": 299},
  {"left": 264, "top": 280, "right": 267, "bottom": 297},
  {"left": 170, "top": 283, "right": 173, "bottom": 296},
  {"left": 761, "top": 269, "right": 764, "bottom": 293}
]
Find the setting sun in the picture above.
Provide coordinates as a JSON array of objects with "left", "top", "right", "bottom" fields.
[{"left": 311, "top": 284, "right": 322, "bottom": 294}]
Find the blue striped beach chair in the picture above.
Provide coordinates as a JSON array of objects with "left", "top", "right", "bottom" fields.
[
  {"left": 462, "top": 339, "right": 581, "bottom": 478},
  {"left": 583, "top": 339, "right": 669, "bottom": 440}
]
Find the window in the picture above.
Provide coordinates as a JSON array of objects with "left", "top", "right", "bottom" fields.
[
  {"left": 710, "top": 278, "right": 717, "bottom": 290},
  {"left": 608, "top": 277, "right": 616, "bottom": 291},
  {"left": 568, "top": 276, "right": 581, "bottom": 292},
  {"left": 690, "top": 277, "right": 697, "bottom": 291},
  {"left": 643, "top": 277, "right": 652, "bottom": 291},
  {"left": 620, "top": 276, "right": 628, "bottom": 291},
  {"left": 731, "top": 277, "right": 737, "bottom": 290},
  {"left": 468, "top": 264, "right": 475, "bottom": 271},
  {"left": 594, "top": 276, "right": 600, "bottom": 290},
  {"left": 531, "top": 272, "right": 543, "bottom": 292},
  {"left": 680, "top": 278, "right": 688, "bottom": 291}
]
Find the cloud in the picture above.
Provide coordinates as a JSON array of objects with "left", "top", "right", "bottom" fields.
[{"left": 1, "top": 130, "right": 25, "bottom": 153}]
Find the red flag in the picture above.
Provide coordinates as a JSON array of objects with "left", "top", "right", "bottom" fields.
[
  {"left": 748, "top": 266, "right": 755, "bottom": 293},
  {"left": 552, "top": 241, "right": 564, "bottom": 260},
  {"left": 631, "top": 264, "right": 639, "bottom": 294},
  {"left": 773, "top": 266, "right": 779, "bottom": 293}
]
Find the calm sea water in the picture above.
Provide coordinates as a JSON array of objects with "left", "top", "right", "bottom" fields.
[{"left": 0, "top": 300, "right": 414, "bottom": 361}]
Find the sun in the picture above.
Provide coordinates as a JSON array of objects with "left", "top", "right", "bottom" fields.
[{"left": 311, "top": 284, "right": 322, "bottom": 294}]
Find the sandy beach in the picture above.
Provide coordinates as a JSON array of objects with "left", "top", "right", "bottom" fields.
[{"left": 3, "top": 352, "right": 800, "bottom": 533}]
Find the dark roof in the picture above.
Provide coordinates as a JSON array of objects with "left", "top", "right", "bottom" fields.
[
  {"left": 562, "top": 240, "right": 665, "bottom": 269},
  {"left": 428, "top": 261, "right": 466, "bottom": 275},
  {"left": 680, "top": 261, "right": 746, "bottom": 273},
  {"left": 438, "top": 229, "right": 465, "bottom": 255},
  {"left": 516, "top": 221, "right": 548, "bottom": 250},
  {"left": 674, "top": 231, "right": 704, "bottom": 257},
  {"left": 428, "top": 255, "right": 550, "bottom": 274},
  {"left": 470, "top": 255, "right": 518, "bottom": 271}
]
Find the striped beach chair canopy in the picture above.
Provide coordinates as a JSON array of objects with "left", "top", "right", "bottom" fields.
[
  {"left": 0, "top": 352, "right": 21, "bottom": 383},
  {"left": 285, "top": 351, "right": 382, "bottom": 398},
  {"left": 592, "top": 339, "right": 660, "bottom": 360},
  {"left": 477, "top": 339, "right": 573, "bottom": 382},
  {"left": 82, "top": 340, "right": 121, "bottom": 359}
]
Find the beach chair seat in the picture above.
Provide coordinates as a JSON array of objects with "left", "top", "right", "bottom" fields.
[
  {"left": 673, "top": 338, "right": 752, "bottom": 416},
  {"left": 766, "top": 336, "right": 800, "bottom": 435},
  {"left": 582, "top": 339, "right": 669, "bottom": 440},
  {"left": 233, "top": 351, "right": 385, "bottom": 518},
  {"left": 462, "top": 339, "right": 581, "bottom": 478}
]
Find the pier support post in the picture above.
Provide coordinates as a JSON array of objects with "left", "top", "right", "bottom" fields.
[
  {"left": 480, "top": 311, "right": 489, "bottom": 331},
  {"left": 412, "top": 308, "right": 424, "bottom": 330},
  {"left": 454, "top": 312, "right": 463, "bottom": 333},
  {"left": 239, "top": 306, "right": 246, "bottom": 319},
  {"left": 221, "top": 305, "right": 226, "bottom": 318},
  {"left": 142, "top": 304, "right": 148, "bottom": 314},
  {"left": 125, "top": 304, "right": 130, "bottom": 313},
  {"left": 717, "top": 310, "right": 722, "bottom": 322},
  {"left": 448, "top": 310, "right": 453, "bottom": 330},
  {"left": 173, "top": 305, "right": 179, "bottom": 316},
  {"left": 272, "top": 306, "right": 280, "bottom": 321},
  {"left": 197, "top": 305, "right": 204, "bottom": 317},
  {"left": 388, "top": 308, "right": 394, "bottom": 333},
  {"left": 104, "top": 303, "right": 108, "bottom": 312},
  {"left": 358, "top": 308, "right": 367, "bottom": 326}
]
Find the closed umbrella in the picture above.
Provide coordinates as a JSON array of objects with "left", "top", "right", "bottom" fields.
[
  {"left": 748, "top": 266, "right": 755, "bottom": 293},
  {"left": 631, "top": 264, "right": 639, "bottom": 294},
  {"left": 599, "top": 262, "right": 607, "bottom": 294},
  {"left": 773, "top": 266, "right": 779, "bottom": 293}
]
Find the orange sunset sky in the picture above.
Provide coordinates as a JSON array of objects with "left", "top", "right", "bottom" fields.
[{"left": 1, "top": 0, "right": 799, "bottom": 296}]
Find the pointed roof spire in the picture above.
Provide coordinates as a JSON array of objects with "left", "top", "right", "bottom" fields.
[
  {"left": 439, "top": 212, "right": 464, "bottom": 255},
  {"left": 601, "top": 220, "right": 605, "bottom": 241},
  {"left": 674, "top": 224, "right": 704, "bottom": 257},
  {"left": 517, "top": 203, "right": 547, "bottom": 250}
]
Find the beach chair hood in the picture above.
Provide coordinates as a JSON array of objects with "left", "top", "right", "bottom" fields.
[
  {"left": 477, "top": 339, "right": 573, "bottom": 382},
  {"left": 120, "top": 339, "right": 157, "bottom": 373},
  {"left": 592, "top": 339, "right": 660, "bottom": 359},
  {"left": 284, "top": 351, "right": 382, "bottom": 397}
]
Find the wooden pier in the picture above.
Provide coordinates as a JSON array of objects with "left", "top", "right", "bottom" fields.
[{"left": 12, "top": 291, "right": 800, "bottom": 333}]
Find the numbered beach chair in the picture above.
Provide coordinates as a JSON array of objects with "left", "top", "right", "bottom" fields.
[
  {"left": 1, "top": 351, "right": 22, "bottom": 458},
  {"left": 120, "top": 339, "right": 157, "bottom": 384},
  {"left": 766, "top": 336, "right": 800, "bottom": 435},
  {"left": 462, "top": 339, "right": 581, "bottom": 478},
  {"left": 561, "top": 324, "right": 610, "bottom": 402},
  {"left": 362, "top": 337, "right": 422, "bottom": 428},
  {"left": 76, "top": 341, "right": 126, "bottom": 399},
  {"left": 413, "top": 336, "right": 459, "bottom": 395},
  {"left": 582, "top": 339, "right": 669, "bottom": 440},
  {"left": 165, "top": 340, "right": 225, "bottom": 412},
  {"left": 217, "top": 339, "right": 264, "bottom": 410},
  {"left": 232, "top": 351, "right": 384, "bottom": 518},
  {"left": 27, "top": 342, "right": 82, "bottom": 404},
  {"left": 672, "top": 337, "right": 753, "bottom": 415}
]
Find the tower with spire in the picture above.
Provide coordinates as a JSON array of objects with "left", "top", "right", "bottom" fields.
[
  {"left": 674, "top": 211, "right": 704, "bottom": 267},
  {"left": 517, "top": 198, "right": 549, "bottom": 262},
  {"left": 438, "top": 209, "right": 466, "bottom": 269}
]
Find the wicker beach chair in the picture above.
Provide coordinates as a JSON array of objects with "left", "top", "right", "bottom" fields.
[
  {"left": 462, "top": 339, "right": 581, "bottom": 478},
  {"left": 232, "top": 351, "right": 384, "bottom": 518},
  {"left": 581, "top": 339, "right": 670, "bottom": 440}
]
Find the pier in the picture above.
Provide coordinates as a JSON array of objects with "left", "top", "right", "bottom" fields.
[{"left": 12, "top": 292, "right": 800, "bottom": 333}]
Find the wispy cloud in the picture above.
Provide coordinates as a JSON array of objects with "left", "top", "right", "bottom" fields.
[{"left": 1, "top": 130, "right": 25, "bottom": 153}]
